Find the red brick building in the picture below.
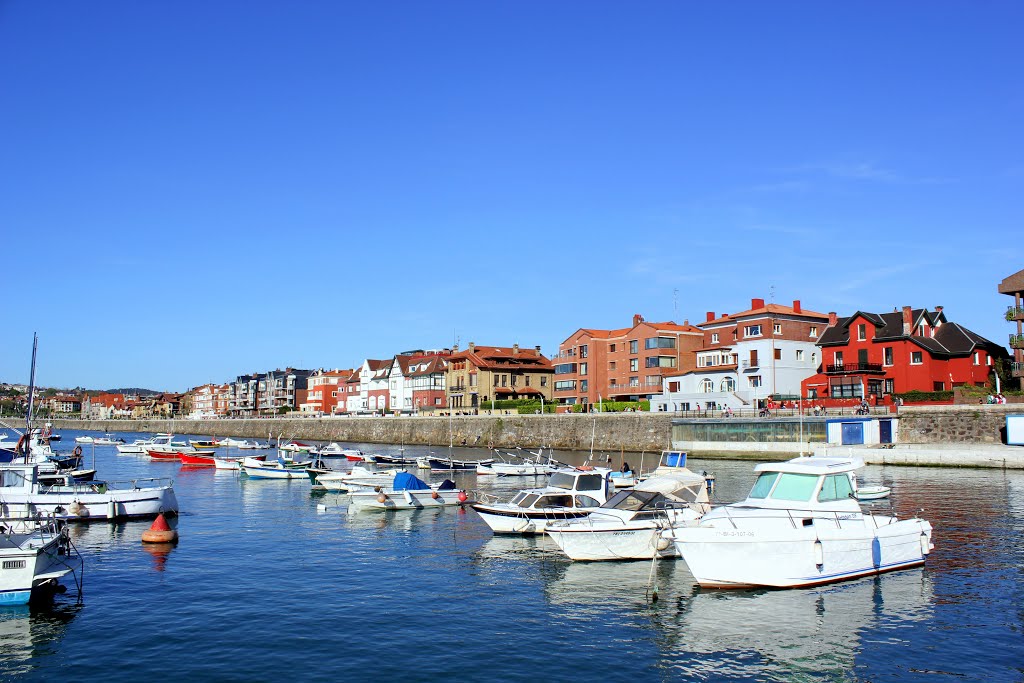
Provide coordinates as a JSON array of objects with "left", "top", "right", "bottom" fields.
[
  {"left": 801, "top": 306, "right": 1007, "bottom": 405},
  {"left": 999, "top": 268, "right": 1024, "bottom": 389},
  {"left": 554, "top": 314, "right": 705, "bottom": 408},
  {"left": 301, "top": 369, "right": 354, "bottom": 415}
]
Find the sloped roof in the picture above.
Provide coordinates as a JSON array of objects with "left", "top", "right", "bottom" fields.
[
  {"left": 702, "top": 303, "right": 829, "bottom": 326},
  {"left": 998, "top": 268, "right": 1024, "bottom": 295},
  {"left": 448, "top": 345, "right": 553, "bottom": 371},
  {"left": 817, "top": 308, "right": 1007, "bottom": 357}
]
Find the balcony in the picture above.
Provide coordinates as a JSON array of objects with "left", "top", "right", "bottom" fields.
[
  {"left": 1006, "top": 306, "right": 1024, "bottom": 322},
  {"left": 1011, "top": 334, "right": 1024, "bottom": 350},
  {"left": 1013, "top": 362, "right": 1024, "bottom": 378},
  {"left": 825, "top": 363, "right": 885, "bottom": 374}
]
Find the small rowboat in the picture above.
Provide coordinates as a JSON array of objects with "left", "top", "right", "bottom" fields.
[
  {"left": 189, "top": 440, "right": 219, "bottom": 451},
  {"left": 179, "top": 452, "right": 217, "bottom": 466},
  {"left": 855, "top": 485, "right": 891, "bottom": 501},
  {"left": 147, "top": 449, "right": 186, "bottom": 461}
]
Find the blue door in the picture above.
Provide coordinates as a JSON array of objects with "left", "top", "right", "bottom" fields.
[
  {"left": 841, "top": 422, "right": 864, "bottom": 445},
  {"left": 879, "top": 419, "right": 893, "bottom": 444}
]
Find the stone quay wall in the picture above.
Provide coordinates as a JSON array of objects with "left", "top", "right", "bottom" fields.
[
  {"left": 49, "top": 413, "right": 676, "bottom": 453},
  {"left": 46, "top": 404, "right": 1024, "bottom": 455},
  {"left": 896, "top": 404, "right": 1021, "bottom": 444}
]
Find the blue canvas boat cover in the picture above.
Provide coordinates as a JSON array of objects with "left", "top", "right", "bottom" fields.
[{"left": 392, "top": 472, "right": 431, "bottom": 491}]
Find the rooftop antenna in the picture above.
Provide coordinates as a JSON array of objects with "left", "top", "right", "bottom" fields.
[
  {"left": 769, "top": 284, "right": 776, "bottom": 304},
  {"left": 673, "top": 288, "right": 679, "bottom": 320}
]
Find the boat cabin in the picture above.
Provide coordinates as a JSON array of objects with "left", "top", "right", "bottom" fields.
[
  {"left": 742, "top": 456, "right": 863, "bottom": 511},
  {"left": 509, "top": 469, "right": 611, "bottom": 509}
]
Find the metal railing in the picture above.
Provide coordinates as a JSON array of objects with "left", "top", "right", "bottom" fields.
[
  {"left": 1006, "top": 306, "right": 1024, "bottom": 321},
  {"left": 826, "top": 363, "right": 884, "bottom": 373}
]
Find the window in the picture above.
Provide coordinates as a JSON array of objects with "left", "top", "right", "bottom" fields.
[
  {"left": 973, "top": 352, "right": 980, "bottom": 365},
  {"left": 796, "top": 349, "right": 804, "bottom": 361},
  {"left": 580, "top": 345, "right": 588, "bottom": 359},
  {"left": 745, "top": 325, "right": 762, "bottom": 337},
  {"left": 834, "top": 351, "right": 844, "bottom": 366},
  {"left": 525, "top": 376, "right": 530, "bottom": 386},
  {"left": 541, "top": 376, "right": 548, "bottom": 387},
  {"left": 771, "top": 473, "right": 819, "bottom": 502},
  {"left": 579, "top": 363, "right": 588, "bottom": 376},
  {"left": 434, "top": 397, "right": 441, "bottom": 405},
  {"left": 668, "top": 381, "right": 680, "bottom": 392},
  {"left": 911, "top": 351, "right": 923, "bottom": 365},
  {"left": 609, "top": 343, "right": 616, "bottom": 352},
  {"left": 749, "top": 350, "right": 759, "bottom": 366},
  {"left": 711, "top": 333, "right": 719, "bottom": 344},
  {"left": 809, "top": 326, "right": 818, "bottom": 338},
  {"left": 645, "top": 356, "right": 677, "bottom": 368},
  {"left": 629, "top": 340, "right": 638, "bottom": 354},
  {"left": 884, "top": 378, "right": 894, "bottom": 394},
  {"left": 933, "top": 381, "right": 945, "bottom": 391},
  {"left": 645, "top": 337, "right": 676, "bottom": 350},
  {"left": 884, "top": 347, "right": 893, "bottom": 366},
  {"left": 818, "top": 474, "right": 854, "bottom": 502},
  {"left": 580, "top": 380, "right": 588, "bottom": 392},
  {"left": 630, "top": 358, "right": 639, "bottom": 371},
  {"left": 699, "top": 379, "right": 714, "bottom": 393},
  {"left": 721, "top": 377, "right": 736, "bottom": 392},
  {"left": 629, "top": 376, "right": 639, "bottom": 387},
  {"left": 858, "top": 324, "right": 866, "bottom": 341},
  {"left": 609, "top": 361, "right": 616, "bottom": 371},
  {"left": 773, "top": 323, "right": 782, "bottom": 334},
  {"left": 774, "top": 348, "right": 782, "bottom": 360},
  {"left": 749, "top": 472, "right": 779, "bottom": 499},
  {"left": 554, "top": 380, "right": 577, "bottom": 391},
  {"left": 501, "top": 375, "right": 507, "bottom": 387},
  {"left": 749, "top": 375, "right": 762, "bottom": 388},
  {"left": 555, "top": 363, "right": 577, "bottom": 374}
]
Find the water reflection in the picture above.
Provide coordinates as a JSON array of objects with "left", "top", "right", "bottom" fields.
[
  {"left": 141, "top": 542, "right": 177, "bottom": 572},
  {"left": 663, "top": 571, "right": 934, "bottom": 680},
  {"left": 0, "top": 603, "right": 80, "bottom": 675}
]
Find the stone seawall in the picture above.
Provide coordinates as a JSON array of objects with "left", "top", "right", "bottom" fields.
[
  {"left": 896, "top": 404, "right": 1020, "bottom": 444},
  {"left": 49, "top": 413, "right": 676, "bottom": 453}
]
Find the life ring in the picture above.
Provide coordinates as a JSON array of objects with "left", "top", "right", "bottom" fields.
[
  {"left": 15, "top": 433, "right": 30, "bottom": 457},
  {"left": 73, "top": 445, "right": 83, "bottom": 456},
  {"left": 578, "top": 466, "right": 594, "bottom": 471}
]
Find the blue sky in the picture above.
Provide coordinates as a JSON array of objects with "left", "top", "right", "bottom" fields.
[{"left": 1, "top": 2, "right": 1021, "bottom": 390}]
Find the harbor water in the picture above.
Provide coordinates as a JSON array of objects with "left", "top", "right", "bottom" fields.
[{"left": 2, "top": 430, "right": 1023, "bottom": 682}]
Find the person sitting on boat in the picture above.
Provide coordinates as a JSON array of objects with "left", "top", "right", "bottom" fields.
[{"left": 620, "top": 462, "right": 632, "bottom": 475}]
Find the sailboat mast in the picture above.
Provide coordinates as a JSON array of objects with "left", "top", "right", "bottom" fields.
[{"left": 26, "top": 333, "right": 38, "bottom": 432}]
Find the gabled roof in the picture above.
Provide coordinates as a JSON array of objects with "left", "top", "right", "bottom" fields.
[
  {"left": 448, "top": 345, "right": 553, "bottom": 371},
  {"left": 817, "top": 307, "right": 1006, "bottom": 358},
  {"left": 702, "top": 303, "right": 828, "bottom": 327},
  {"left": 408, "top": 356, "right": 447, "bottom": 377}
]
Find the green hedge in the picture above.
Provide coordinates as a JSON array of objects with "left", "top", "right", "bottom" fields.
[
  {"left": 571, "top": 400, "right": 650, "bottom": 413},
  {"left": 894, "top": 390, "right": 953, "bottom": 403}
]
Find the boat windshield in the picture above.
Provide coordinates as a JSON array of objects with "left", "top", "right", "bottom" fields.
[
  {"left": 518, "top": 494, "right": 540, "bottom": 508},
  {"left": 817, "top": 473, "right": 854, "bottom": 502},
  {"left": 670, "top": 484, "right": 704, "bottom": 503},
  {"left": 538, "top": 494, "right": 573, "bottom": 508},
  {"left": 548, "top": 473, "right": 576, "bottom": 490},
  {"left": 603, "top": 490, "right": 660, "bottom": 511},
  {"left": 748, "top": 473, "right": 779, "bottom": 499},
  {"left": 769, "top": 473, "right": 819, "bottom": 502}
]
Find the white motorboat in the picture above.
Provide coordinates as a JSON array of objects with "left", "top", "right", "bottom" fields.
[
  {"left": 668, "top": 455, "right": 934, "bottom": 589},
  {"left": 279, "top": 441, "right": 313, "bottom": 454},
  {"left": 477, "top": 447, "right": 560, "bottom": 476},
  {"left": 314, "top": 443, "right": 367, "bottom": 460},
  {"left": 218, "top": 437, "right": 247, "bottom": 447},
  {"left": 547, "top": 452, "right": 713, "bottom": 561},
  {"left": 316, "top": 466, "right": 405, "bottom": 492},
  {"left": 855, "top": 485, "right": 891, "bottom": 501},
  {"left": 116, "top": 433, "right": 170, "bottom": 455},
  {"left": 242, "top": 458, "right": 312, "bottom": 479},
  {"left": 471, "top": 467, "right": 613, "bottom": 535},
  {"left": 0, "top": 516, "right": 83, "bottom": 605},
  {"left": 0, "top": 463, "right": 179, "bottom": 521},
  {"left": 237, "top": 440, "right": 272, "bottom": 450},
  {"left": 92, "top": 434, "right": 124, "bottom": 446},
  {"left": 347, "top": 472, "right": 466, "bottom": 511},
  {"left": 73, "top": 436, "right": 94, "bottom": 444}
]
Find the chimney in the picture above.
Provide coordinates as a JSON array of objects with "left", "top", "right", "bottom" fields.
[
  {"left": 828, "top": 311, "right": 837, "bottom": 326},
  {"left": 535, "top": 345, "right": 541, "bottom": 352},
  {"left": 512, "top": 343, "right": 519, "bottom": 355},
  {"left": 633, "top": 313, "right": 643, "bottom": 326},
  {"left": 752, "top": 298, "right": 765, "bottom": 309},
  {"left": 935, "top": 305, "right": 943, "bottom": 314},
  {"left": 452, "top": 343, "right": 459, "bottom": 352},
  {"left": 902, "top": 306, "right": 912, "bottom": 335},
  {"left": 468, "top": 342, "right": 475, "bottom": 351},
  {"left": 706, "top": 311, "right": 715, "bottom": 322},
  {"left": 683, "top": 319, "right": 689, "bottom": 326},
  {"left": 792, "top": 300, "right": 802, "bottom": 313}
]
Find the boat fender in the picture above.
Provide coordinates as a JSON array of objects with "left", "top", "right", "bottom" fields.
[
  {"left": 69, "top": 501, "right": 84, "bottom": 517},
  {"left": 403, "top": 491, "right": 414, "bottom": 505},
  {"left": 656, "top": 537, "right": 672, "bottom": 552},
  {"left": 457, "top": 491, "right": 468, "bottom": 504},
  {"left": 813, "top": 539, "right": 824, "bottom": 569},
  {"left": 431, "top": 491, "right": 439, "bottom": 500},
  {"left": 74, "top": 445, "right": 83, "bottom": 457},
  {"left": 920, "top": 532, "right": 931, "bottom": 556},
  {"left": 377, "top": 493, "right": 388, "bottom": 503}
]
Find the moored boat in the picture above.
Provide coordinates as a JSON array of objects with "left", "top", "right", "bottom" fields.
[
  {"left": 471, "top": 467, "right": 613, "bottom": 535},
  {"left": 179, "top": 451, "right": 217, "bottom": 466},
  {"left": 0, "top": 516, "right": 82, "bottom": 605},
  {"left": 347, "top": 472, "right": 466, "bottom": 511},
  {"left": 667, "top": 455, "right": 933, "bottom": 589}
]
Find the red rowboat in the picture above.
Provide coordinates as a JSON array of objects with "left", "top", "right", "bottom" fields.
[
  {"left": 179, "top": 452, "right": 217, "bottom": 466},
  {"left": 147, "top": 449, "right": 184, "bottom": 461}
]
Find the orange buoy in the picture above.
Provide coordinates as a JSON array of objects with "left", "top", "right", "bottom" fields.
[
  {"left": 457, "top": 491, "right": 468, "bottom": 503},
  {"left": 431, "top": 491, "right": 440, "bottom": 500},
  {"left": 141, "top": 513, "right": 178, "bottom": 544}
]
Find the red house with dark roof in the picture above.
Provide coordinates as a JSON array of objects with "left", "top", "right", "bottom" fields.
[{"left": 801, "top": 305, "right": 1007, "bottom": 405}]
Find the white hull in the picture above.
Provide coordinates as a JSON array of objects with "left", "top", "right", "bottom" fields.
[
  {"left": 673, "top": 519, "right": 933, "bottom": 588},
  {"left": 242, "top": 465, "right": 308, "bottom": 479},
  {"left": 348, "top": 489, "right": 465, "bottom": 511},
  {"left": 472, "top": 504, "right": 592, "bottom": 535},
  {"left": 0, "top": 486, "right": 179, "bottom": 521},
  {"left": 0, "top": 521, "right": 82, "bottom": 605},
  {"left": 116, "top": 444, "right": 146, "bottom": 455},
  {"left": 547, "top": 523, "right": 675, "bottom": 561}
]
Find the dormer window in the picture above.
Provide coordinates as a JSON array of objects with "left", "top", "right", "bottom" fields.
[{"left": 857, "top": 324, "right": 867, "bottom": 341}]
